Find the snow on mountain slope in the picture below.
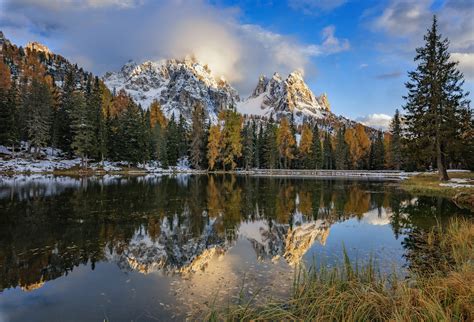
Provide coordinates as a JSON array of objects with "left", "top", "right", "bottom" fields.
[
  {"left": 103, "top": 57, "right": 239, "bottom": 123},
  {"left": 103, "top": 57, "right": 368, "bottom": 132},
  {"left": 237, "top": 71, "right": 331, "bottom": 123}
]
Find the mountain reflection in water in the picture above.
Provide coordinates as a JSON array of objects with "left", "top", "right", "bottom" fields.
[{"left": 0, "top": 174, "right": 470, "bottom": 319}]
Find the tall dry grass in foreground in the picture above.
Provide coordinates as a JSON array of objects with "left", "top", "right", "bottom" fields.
[{"left": 206, "top": 218, "right": 473, "bottom": 321}]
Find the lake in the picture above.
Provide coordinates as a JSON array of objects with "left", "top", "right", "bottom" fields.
[{"left": 0, "top": 174, "right": 471, "bottom": 321}]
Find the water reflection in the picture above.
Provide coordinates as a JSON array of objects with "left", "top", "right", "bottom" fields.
[{"left": 0, "top": 174, "right": 469, "bottom": 296}]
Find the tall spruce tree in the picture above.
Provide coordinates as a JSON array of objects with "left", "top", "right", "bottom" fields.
[
  {"left": 256, "top": 122, "right": 264, "bottom": 168},
  {"left": 0, "top": 61, "right": 16, "bottom": 148},
  {"left": 166, "top": 114, "right": 179, "bottom": 166},
  {"left": 55, "top": 68, "right": 76, "bottom": 154},
  {"left": 390, "top": 109, "right": 402, "bottom": 170},
  {"left": 177, "top": 114, "right": 188, "bottom": 161},
  {"left": 334, "top": 127, "right": 348, "bottom": 170},
  {"left": 322, "top": 132, "right": 334, "bottom": 169},
  {"left": 190, "top": 103, "right": 206, "bottom": 169},
  {"left": 374, "top": 131, "right": 385, "bottom": 170},
  {"left": 25, "top": 78, "right": 53, "bottom": 157},
  {"left": 403, "top": 16, "right": 471, "bottom": 180},
  {"left": 242, "top": 121, "right": 256, "bottom": 170},
  {"left": 263, "top": 116, "right": 278, "bottom": 169},
  {"left": 116, "top": 102, "right": 148, "bottom": 165},
  {"left": 70, "top": 91, "right": 94, "bottom": 167},
  {"left": 91, "top": 77, "right": 107, "bottom": 161},
  {"left": 311, "top": 125, "right": 323, "bottom": 169},
  {"left": 252, "top": 121, "right": 260, "bottom": 168}
]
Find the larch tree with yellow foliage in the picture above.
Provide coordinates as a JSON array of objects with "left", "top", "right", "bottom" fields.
[
  {"left": 149, "top": 100, "right": 167, "bottom": 164},
  {"left": 277, "top": 116, "right": 296, "bottom": 169},
  {"left": 344, "top": 124, "right": 371, "bottom": 169},
  {"left": 298, "top": 123, "right": 313, "bottom": 169},
  {"left": 207, "top": 124, "right": 221, "bottom": 170},
  {"left": 219, "top": 109, "right": 243, "bottom": 171}
]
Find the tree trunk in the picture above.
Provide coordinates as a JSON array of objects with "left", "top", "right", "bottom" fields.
[{"left": 436, "top": 138, "right": 449, "bottom": 181}]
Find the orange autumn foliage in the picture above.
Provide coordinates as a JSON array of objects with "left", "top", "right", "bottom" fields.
[{"left": 344, "top": 124, "right": 370, "bottom": 168}]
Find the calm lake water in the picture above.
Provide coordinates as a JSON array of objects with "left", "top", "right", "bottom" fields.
[{"left": 0, "top": 174, "right": 471, "bottom": 321}]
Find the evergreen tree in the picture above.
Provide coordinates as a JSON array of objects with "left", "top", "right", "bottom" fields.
[
  {"left": 242, "top": 121, "right": 255, "bottom": 170},
  {"left": 322, "top": 132, "right": 334, "bottom": 169},
  {"left": 116, "top": 102, "right": 148, "bottom": 165},
  {"left": 263, "top": 117, "right": 278, "bottom": 168},
  {"left": 256, "top": 122, "right": 265, "bottom": 168},
  {"left": 165, "top": 114, "right": 179, "bottom": 166},
  {"left": 91, "top": 77, "right": 107, "bottom": 161},
  {"left": 252, "top": 121, "right": 260, "bottom": 168},
  {"left": 390, "top": 109, "right": 402, "bottom": 170},
  {"left": 190, "top": 103, "right": 206, "bottom": 169},
  {"left": 149, "top": 100, "right": 167, "bottom": 165},
  {"left": 0, "top": 61, "right": 17, "bottom": 148},
  {"left": 177, "top": 114, "right": 188, "bottom": 161},
  {"left": 403, "top": 16, "right": 471, "bottom": 180},
  {"left": 311, "top": 125, "right": 323, "bottom": 169},
  {"left": 55, "top": 68, "right": 76, "bottom": 154},
  {"left": 70, "top": 91, "right": 94, "bottom": 167},
  {"left": 25, "top": 78, "right": 53, "bottom": 157},
  {"left": 373, "top": 131, "right": 385, "bottom": 170},
  {"left": 334, "top": 127, "right": 348, "bottom": 170}
]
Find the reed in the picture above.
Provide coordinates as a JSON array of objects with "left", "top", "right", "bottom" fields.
[{"left": 205, "top": 218, "right": 474, "bottom": 321}]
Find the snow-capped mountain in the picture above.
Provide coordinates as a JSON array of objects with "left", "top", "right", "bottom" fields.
[
  {"left": 103, "top": 57, "right": 239, "bottom": 123},
  {"left": 103, "top": 57, "right": 334, "bottom": 124},
  {"left": 237, "top": 71, "right": 331, "bottom": 121}
]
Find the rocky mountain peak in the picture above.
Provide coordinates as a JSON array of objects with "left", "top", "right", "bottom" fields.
[
  {"left": 25, "top": 42, "right": 52, "bottom": 57},
  {"left": 237, "top": 70, "right": 330, "bottom": 121},
  {"left": 103, "top": 58, "right": 240, "bottom": 123}
]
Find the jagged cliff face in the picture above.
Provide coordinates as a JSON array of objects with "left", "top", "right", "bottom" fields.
[
  {"left": 103, "top": 58, "right": 240, "bottom": 122},
  {"left": 102, "top": 59, "right": 336, "bottom": 125},
  {"left": 25, "top": 42, "right": 52, "bottom": 58},
  {"left": 106, "top": 214, "right": 229, "bottom": 274},
  {"left": 105, "top": 212, "right": 330, "bottom": 275},
  {"left": 0, "top": 34, "right": 90, "bottom": 89},
  {"left": 237, "top": 71, "right": 331, "bottom": 122},
  {"left": 240, "top": 216, "right": 330, "bottom": 266}
]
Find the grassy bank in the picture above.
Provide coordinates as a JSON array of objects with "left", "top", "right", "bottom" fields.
[
  {"left": 206, "top": 218, "right": 474, "bottom": 321},
  {"left": 401, "top": 172, "right": 474, "bottom": 210}
]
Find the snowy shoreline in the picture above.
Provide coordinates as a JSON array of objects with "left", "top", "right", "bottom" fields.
[{"left": 0, "top": 157, "right": 415, "bottom": 179}]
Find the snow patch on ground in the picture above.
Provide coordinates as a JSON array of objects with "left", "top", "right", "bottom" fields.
[
  {"left": 0, "top": 157, "right": 82, "bottom": 173},
  {"left": 439, "top": 178, "right": 474, "bottom": 188}
]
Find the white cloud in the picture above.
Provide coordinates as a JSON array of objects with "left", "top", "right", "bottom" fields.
[
  {"left": 357, "top": 113, "right": 392, "bottom": 130},
  {"left": 451, "top": 54, "right": 474, "bottom": 81},
  {"left": 5, "top": 0, "right": 142, "bottom": 10},
  {"left": 302, "top": 25, "right": 350, "bottom": 56},
  {"left": 374, "top": 0, "right": 432, "bottom": 38},
  {"left": 371, "top": 0, "right": 474, "bottom": 83},
  {"left": 0, "top": 0, "right": 350, "bottom": 95}
]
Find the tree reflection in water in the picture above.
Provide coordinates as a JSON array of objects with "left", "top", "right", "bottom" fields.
[{"left": 0, "top": 174, "right": 470, "bottom": 292}]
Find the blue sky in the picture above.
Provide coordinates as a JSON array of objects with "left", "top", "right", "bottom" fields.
[{"left": 1, "top": 0, "right": 473, "bottom": 128}]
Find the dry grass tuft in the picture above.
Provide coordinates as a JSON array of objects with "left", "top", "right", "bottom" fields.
[{"left": 206, "top": 218, "right": 474, "bottom": 321}]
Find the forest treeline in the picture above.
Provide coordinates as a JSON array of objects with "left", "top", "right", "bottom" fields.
[{"left": 0, "top": 17, "right": 472, "bottom": 174}]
